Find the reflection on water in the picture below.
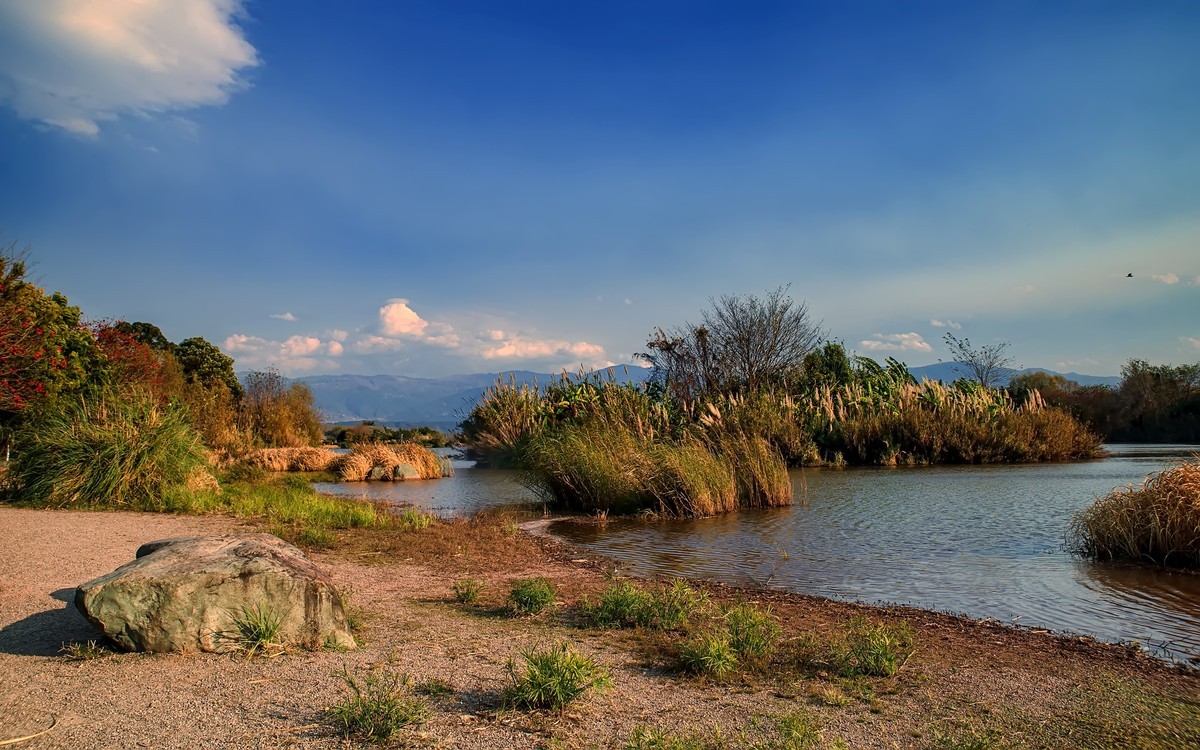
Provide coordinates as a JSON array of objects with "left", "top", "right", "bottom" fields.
[{"left": 321, "top": 445, "right": 1200, "bottom": 665}]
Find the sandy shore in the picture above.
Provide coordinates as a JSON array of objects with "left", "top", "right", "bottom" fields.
[{"left": 1, "top": 506, "right": 1196, "bottom": 749}]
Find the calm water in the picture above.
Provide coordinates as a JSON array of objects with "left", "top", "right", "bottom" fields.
[{"left": 318, "top": 445, "right": 1200, "bottom": 665}]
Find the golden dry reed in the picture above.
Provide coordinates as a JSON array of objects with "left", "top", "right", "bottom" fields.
[
  {"left": 247, "top": 446, "right": 341, "bottom": 472},
  {"left": 1070, "top": 458, "right": 1200, "bottom": 568},
  {"left": 333, "top": 443, "right": 452, "bottom": 482}
]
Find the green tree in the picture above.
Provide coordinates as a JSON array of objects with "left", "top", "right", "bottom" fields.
[{"left": 174, "top": 337, "right": 242, "bottom": 400}]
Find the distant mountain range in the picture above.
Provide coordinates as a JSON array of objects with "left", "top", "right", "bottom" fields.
[{"left": 295, "top": 364, "right": 1119, "bottom": 427}]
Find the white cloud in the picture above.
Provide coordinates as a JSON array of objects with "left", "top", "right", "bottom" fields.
[
  {"left": 624, "top": 298, "right": 633, "bottom": 305},
  {"left": 223, "top": 333, "right": 271, "bottom": 353},
  {"left": 327, "top": 340, "right": 344, "bottom": 357},
  {"left": 486, "top": 329, "right": 506, "bottom": 341},
  {"left": 0, "top": 0, "right": 258, "bottom": 136},
  {"left": 378, "top": 299, "right": 429, "bottom": 337},
  {"left": 1152, "top": 272, "right": 1180, "bottom": 285},
  {"left": 859, "top": 332, "right": 933, "bottom": 353},
  {"left": 1190, "top": 276, "right": 1200, "bottom": 287},
  {"left": 329, "top": 329, "right": 349, "bottom": 342},
  {"left": 481, "top": 335, "right": 606, "bottom": 363},
  {"left": 1182, "top": 337, "right": 1200, "bottom": 352},
  {"left": 281, "top": 335, "right": 322, "bottom": 357},
  {"left": 930, "top": 319, "right": 962, "bottom": 330},
  {"left": 269, "top": 312, "right": 297, "bottom": 321}
]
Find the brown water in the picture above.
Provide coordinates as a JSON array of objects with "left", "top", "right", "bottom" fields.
[{"left": 318, "top": 444, "right": 1200, "bottom": 665}]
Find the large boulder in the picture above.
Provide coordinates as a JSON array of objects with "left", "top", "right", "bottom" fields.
[{"left": 75, "top": 533, "right": 356, "bottom": 653}]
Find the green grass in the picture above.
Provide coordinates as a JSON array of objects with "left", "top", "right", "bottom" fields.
[
  {"left": 503, "top": 643, "right": 612, "bottom": 711},
  {"left": 624, "top": 726, "right": 716, "bottom": 749},
  {"left": 232, "top": 603, "right": 285, "bottom": 657},
  {"left": 163, "top": 474, "right": 386, "bottom": 532},
  {"left": 6, "top": 389, "right": 207, "bottom": 509},
  {"left": 507, "top": 577, "right": 556, "bottom": 615},
  {"left": 327, "top": 667, "right": 428, "bottom": 743},
  {"left": 677, "top": 632, "right": 739, "bottom": 678},
  {"left": 588, "top": 579, "right": 708, "bottom": 630},
  {"left": 394, "top": 507, "right": 434, "bottom": 530},
  {"left": 723, "top": 603, "right": 780, "bottom": 663},
  {"left": 451, "top": 578, "right": 485, "bottom": 604},
  {"left": 834, "top": 618, "right": 914, "bottom": 677},
  {"left": 412, "top": 677, "right": 454, "bottom": 697},
  {"left": 772, "top": 709, "right": 822, "bottom": 748}
]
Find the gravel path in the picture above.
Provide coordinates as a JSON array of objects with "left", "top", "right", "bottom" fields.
[{"left": 1, "top": 507, "right": 1196, "bottom": 749}]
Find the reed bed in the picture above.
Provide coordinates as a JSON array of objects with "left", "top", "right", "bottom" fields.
[
  {"left": 333, "top": 443, "right": 452, "bottom": 482},
  {"left": 1070, "top": 458, "right": 1200, "bottom": 568},
  {"left": 247, "top": 446, "right": 341, "bottom": 472}
]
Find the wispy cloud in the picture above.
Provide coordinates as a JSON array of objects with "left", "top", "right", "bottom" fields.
[
  {"left": 1152, "top": 272, "right": 1180, "bottom": 285},
  {"left": 1183, "top": 337, "right": 1200, "bottom": 352},
  {"left": 481, "top": 335, "right": 606, "bottom": 363},
  {"left": 0, "top": 0, "right": 258, "bottom": 136},
  {"left": 859, "top": 332, "right": 932, "bottom": 353},
  {"left": 929, "top": 319, "right": 962, "bottom": 330},
  {"left": 1190, "top": 276, "right": 1200, "bottom": 287},
  {"left": 269, "top": 312, "right": 297, "bottom": 322}
]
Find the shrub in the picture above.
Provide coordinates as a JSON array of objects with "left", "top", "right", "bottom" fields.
[
  {"left": 677, "top": 632, "right": 738, "bottom": 678},
  {"left": 451, "top": 578, "right": 484, "bottom": 604},
  {"left": 508, "top": 577, "right": 556, "bottom": 615},
  {"left": 327, "top": 667, "right": 428, "bottom": 743},
  {"left": 503, "top": 643, "right": 611, "bottom": 711},
  {"left": 723, "top": 603, "right": 780, "bottom": 662},
  {"left": 7, "top": 389, "right": 207, "bottom": 509},
  {"left": 1069, "top": 459, "right": 1200, "bottom": 568}
]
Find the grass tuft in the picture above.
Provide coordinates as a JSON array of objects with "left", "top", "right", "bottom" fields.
[
  {"left": 1069, "top": 458, "right": 1200, "bottom": 568},
  {"left": 233, "top": 603, "right": 286, "bottom": 658},
  {"left": 327, "top": 666, "right": 428, "bottom": 743},
  {"left": 59, "top": 640, "right": 112, "bottom": 661},
  {"left": 507, "top": 577, "right": 556, "bottom": 615},
  {"left": 451, "top": 578, "right": 485, "bottom": 604},
  {"left": 723, "top": 603, "right": 780, "bottom": 664},
  {"left": 503, "top": 642, "right": 611, "bottom": 711},
  {"left": 834, "top": 618, "right": 914, "bottom": 677},
  {"left": 677, "top": 632, "right": 739, "bottom": 678}
]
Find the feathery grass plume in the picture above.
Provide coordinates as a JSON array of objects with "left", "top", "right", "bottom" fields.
[
  {"left": 458, "top": 378, "right": 544, "bottom": 466},
  {"left": 1070, "top": 458, "right": 1200, "bottom": 568},
  {"left": 335, "top": 452, "right": 374, "bottom": 481},
  {"left": 7, "top": 389, "right": 207, "bottom": 509}
]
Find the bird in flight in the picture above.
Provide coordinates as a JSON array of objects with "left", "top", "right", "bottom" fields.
[{"left": 1126, "top": 273, "right": 1133, "bottom": 278}]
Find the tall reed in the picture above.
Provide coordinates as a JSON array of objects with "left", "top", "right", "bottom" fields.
[{"left": 1069, "top": 459, "right": 1200, "bottom": 568}]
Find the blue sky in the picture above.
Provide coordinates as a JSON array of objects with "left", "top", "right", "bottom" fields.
[{"left": 1, "top": 0, "right": 1197, "bottom": 377}]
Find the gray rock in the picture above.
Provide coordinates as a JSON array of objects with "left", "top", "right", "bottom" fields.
[
  {"left": 392, "top": 463, "right": 420, "bottom": 480},
  {"left": 75, "top": 534, "right": 356, "bottom": 653}
]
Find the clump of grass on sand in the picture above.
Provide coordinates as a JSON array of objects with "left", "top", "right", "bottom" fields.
[
  {"left": 503, "top": 643, "right": 611, "bottom": 711},
  {"left": 507, "top": 577, "right": 556, "bottom": 615},
  {"left": 451, "top": 578, "right": 484, "bottom": 604},
  {"left": 831, "top": 617, "right": 915, "bottom": 678},
  {"left": 1070, "top": 458, "right": 1200, "bottom": 568},
  {"left": 587, "top": 579, "right": 707, "bottom": 630},
  {"left": 327, "top": 667, "right": 428, "bottom": 743},
  {"left": 232, "top": 603, "right": 286, "bottom": 658}
]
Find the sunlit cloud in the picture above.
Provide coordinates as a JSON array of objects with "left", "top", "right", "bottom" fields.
[
  {"left": 269, "top": 312, "right": 297, "bottom": 321},
  {"left": 0, "top": 0, "right": 258, "bottom": 136},
  {"left": 859, "top": 332, "right": 933, "bottom": 353},
  {"left": 481, "top": 334, "right": 607, "bottom": 364},
  {"left": 930, "top": 319, "right": 962, "bottom": 330},
  {"left": 1182, "top": 337, "right": 1200, "bottom": 352},
  {"left": 223, "top": 332, "right": 342, "bottom": 372},
  {"left": 1152, "top": 272, "right": 1180, "bottom": 285}
]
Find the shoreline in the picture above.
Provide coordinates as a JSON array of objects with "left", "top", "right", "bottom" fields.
[{"left": 2, "top": 506, "right": 1198, "bottom": 748}]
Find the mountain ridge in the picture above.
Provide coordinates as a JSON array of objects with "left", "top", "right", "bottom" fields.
[{"left": 293, "top": 364, "right": 1120, "bottom": 427}]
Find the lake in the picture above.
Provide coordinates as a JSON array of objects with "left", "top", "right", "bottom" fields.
[{"left": 316, "top": 444, "right": 1200, "bottom": 665}]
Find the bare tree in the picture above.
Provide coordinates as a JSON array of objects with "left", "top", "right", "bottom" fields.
[
  {"left": 942, "top": 332, "right": 1014, "bottom": 389},
  {"left": 641, "top": 287, "right": 824, "bottom": 401}
]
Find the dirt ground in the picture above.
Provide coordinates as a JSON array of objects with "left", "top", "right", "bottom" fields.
[{"left": 1, "top": 506, "right": 1197, "bottom": 749}]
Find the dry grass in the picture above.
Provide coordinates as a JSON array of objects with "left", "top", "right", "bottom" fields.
[
  {"left": 1070, "top": 458, "right": 1200, "bottom": 568},
  {"left": 332, "top": 443, "right": 451, "bottom": 482},
  {"left": 247, "top": 447, "right": 340, "bottom": 472}
]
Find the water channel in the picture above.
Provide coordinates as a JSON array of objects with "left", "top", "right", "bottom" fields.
[{"left": 317, "top": 444, "right": 1200, "bottom": 665}]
